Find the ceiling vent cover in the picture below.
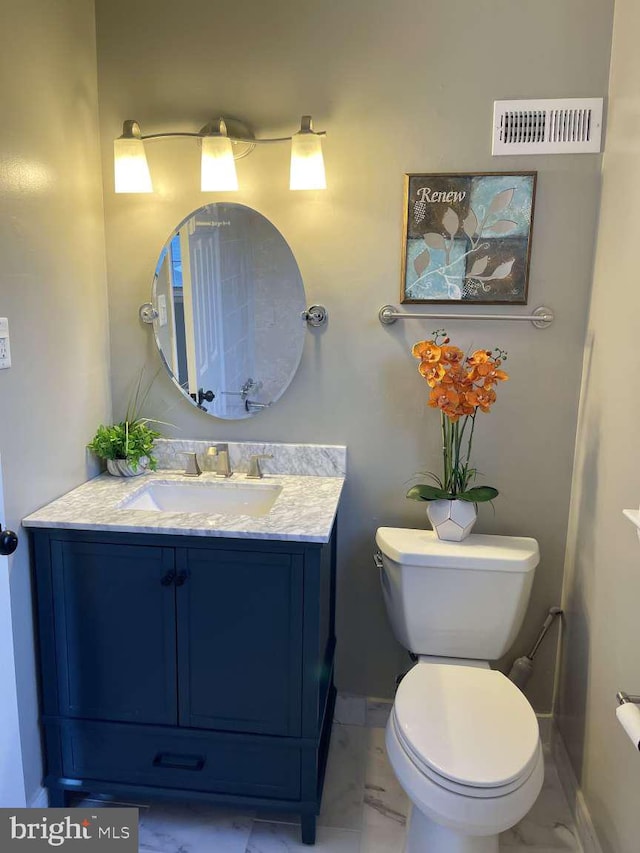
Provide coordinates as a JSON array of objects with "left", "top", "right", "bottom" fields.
[{"left": 492, "top": 98, "right": 603, "bottom": 155}]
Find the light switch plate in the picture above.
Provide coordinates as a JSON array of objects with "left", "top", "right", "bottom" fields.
[{"left": 0, "top": 318, "right": 12, "bottom": 369}]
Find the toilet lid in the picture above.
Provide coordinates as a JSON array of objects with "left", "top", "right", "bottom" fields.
[
  {"left": 393, "top": 664, "right": 540, "bottom": 789},
  {"left": 375, "top": 528, "right": 539, "bottom": 572}
]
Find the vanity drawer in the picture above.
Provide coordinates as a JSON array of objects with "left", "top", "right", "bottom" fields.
[{"left": 58, "top": 721, "right": 301, "bottom": 800}]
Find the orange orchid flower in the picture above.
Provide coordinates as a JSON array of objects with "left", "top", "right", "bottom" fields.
[
  {"left": 466, "top": 387, "right": 497, "bottom": 413},
  {"left": 468, "top": 363, "right": 509, "bottom": 385},
  {"left": 482, "top": 365, "right": 509, "bottom": 387},
  {"left": 418, "top": 361, "right": 446, "bottom": 387},
  {"left": 440, "top": 345, "right": 465, "bottom": 365},
  {"left": 467, "top": 349, "right": 492, "bottom": 365},
  {"left": 428, "top": 385, "right": 460, "bottom": 411},
  {"left": 412, "top": 340, "right": 442, "bottom": 363}
]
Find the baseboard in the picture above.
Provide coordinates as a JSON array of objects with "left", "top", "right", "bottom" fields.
[
  {"left": 28, "top": 787, "right": 48, "bottom": 809},
  {"left": 537, "top": 713, "right": 552, "bottom": 747},
  {"left": 552, "top": 723, "right": 603, "bottom": 853}
]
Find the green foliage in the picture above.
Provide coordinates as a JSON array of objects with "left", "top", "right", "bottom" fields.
[
  {"left": 88, "top": 421, "right": 160, "bottom": 471},
  {"left": 456, "top": 486, "right": 498, "bottom": 503},
  {"left": 407, "top": 484, "right": 450, "bottom": 501},
  {"left": 406, "top": 483, "right": 498, "bottom": 503}
]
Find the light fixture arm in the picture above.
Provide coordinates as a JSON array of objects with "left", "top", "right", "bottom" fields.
[
  {"left": 139, "top": 117, "right": 233, "bottom": 141},
  {"left": 125, "top": 116, "right": 326, "bottom": 146},
  {"left": 138, "top": 131, "right": 203, "bottom": 140}
]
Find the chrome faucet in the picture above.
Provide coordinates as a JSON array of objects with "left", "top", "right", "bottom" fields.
[
  {"left": 206, "top": 443, "right": 232, "bottom": 477},
  {"left": 182, "top": 452, "right": 202, "bottom": 477},
  {"left": 246, "top": 453, "right": 273, "bottom": 479}
]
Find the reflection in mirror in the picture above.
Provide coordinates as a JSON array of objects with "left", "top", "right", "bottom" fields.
[{"left": 152, "top": 203, "right": 307, "bottom": 419}]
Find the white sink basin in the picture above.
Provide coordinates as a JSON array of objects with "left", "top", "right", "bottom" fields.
[{"left": 119, "top": 480, "right": 282, "bottom": 517}]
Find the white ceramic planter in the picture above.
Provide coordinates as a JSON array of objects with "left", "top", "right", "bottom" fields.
[
  {"left": 426, "top": 499, "right": 477, "bottom": 542},
  {"left": 106, "top": 456, "right": 149, "bottom": 477}
]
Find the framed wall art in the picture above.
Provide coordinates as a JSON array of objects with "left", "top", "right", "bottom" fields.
[{"left": 401, "top": 171, "right": 537, "bottom": 304}]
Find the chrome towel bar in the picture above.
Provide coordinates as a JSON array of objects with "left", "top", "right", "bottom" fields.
[{"left": 378, "top": 304, "right": 554, "bottom": 329}]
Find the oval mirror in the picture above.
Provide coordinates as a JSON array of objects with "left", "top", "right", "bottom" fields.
[{"left": 151, "top": 203, "right": 307, "bottom": 419}]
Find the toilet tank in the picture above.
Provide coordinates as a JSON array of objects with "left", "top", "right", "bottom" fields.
[{"left": 375, "top": 528, "right": 539, "bottom": 660}]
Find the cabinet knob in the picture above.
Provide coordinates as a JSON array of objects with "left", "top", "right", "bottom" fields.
[
  {"left": 160, "top": 571, "right": 175, "bottom": 586},
  {"left": 175, "top": 571, "right": 188, "bottom": 587},
  {"left": 0, "top": 525, "right": 18, "bottom": 556}
]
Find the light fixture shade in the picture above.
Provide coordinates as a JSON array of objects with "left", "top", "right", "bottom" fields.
[
  {"left": 113, "top": 136, "right": 153, "bottom": 193},
  {"left": 201, "top": 135, "right": 238, "bottom": 191},
  {"left": 290, "top": 131, "right": 326, "bottom": 191}
]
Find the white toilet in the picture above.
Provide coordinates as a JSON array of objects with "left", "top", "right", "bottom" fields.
[{"left": 375, "top": 527, "right": 544, "bottom": 853}]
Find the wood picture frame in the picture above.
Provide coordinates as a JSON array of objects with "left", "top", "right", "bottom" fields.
[{"left": 400, "top": 171, "right": 537, "bottom": 304}]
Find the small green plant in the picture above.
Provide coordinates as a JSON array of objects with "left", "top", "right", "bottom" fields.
[
  {"left": 88, "top": 370, "right": 164, "bottom": 472},
  {"left": 88, "top": 421, "right": 161, "bottom": 471}
]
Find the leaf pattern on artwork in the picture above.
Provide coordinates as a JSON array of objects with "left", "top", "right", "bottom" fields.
[
  {"left": 488, "top": 258, "right": 515, "bottom": 280},
  {"left": 485, "top": 219, "right": 518, "bottom": 235},
  {"left": 423, "top": 232, "right": 446, "bottom": 250},
  {"left": 488, "top": 188, "right": 515, "bottom": 214},
  {"left": 442, "top": 207, "right": 459, "bottom": 237},
  {"left": 414, "top": 249, "right": 431, "bottom": 276},
  {"left": 463, "top": 209, "right": 478, "bottom": 238},
  {"left": 469, "top": 256, "right": 489, "bottom": 276}
]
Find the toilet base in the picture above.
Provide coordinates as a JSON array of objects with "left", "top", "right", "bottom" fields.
[{"left": 406, "top": 806, "right": 499, "bottom": 853}]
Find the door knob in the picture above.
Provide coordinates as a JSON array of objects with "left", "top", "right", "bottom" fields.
[
  {"left": 0, "top": 525, "right": 18, "bottom": 556},
  {"left": 190, "top": 388, "right": 215, "bottom": 410}
]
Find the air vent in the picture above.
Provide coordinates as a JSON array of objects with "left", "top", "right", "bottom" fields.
[{"left": 492, "top": 99, "right": 603, "bottom": 155}]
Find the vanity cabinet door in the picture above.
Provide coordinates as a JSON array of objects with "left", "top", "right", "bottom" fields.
[
  {"left": 50, "top": 540, "right": 178, "bottom": 725},
  {"left": 176, "top": 546, "right": 304, "bottom": 736}
]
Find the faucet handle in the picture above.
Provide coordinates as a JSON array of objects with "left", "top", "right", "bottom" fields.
[
  {"left": 182, "top": 452, "right": 201, "bottom": 477},
  {"left": 246, "top": 454, "right": 273, "bottom": 479},
  {"left": 206, "top": 444, "right": 232, "bottom": 477}
]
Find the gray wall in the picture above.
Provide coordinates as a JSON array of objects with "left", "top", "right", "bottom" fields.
[
  {"left": 95, "top": 0, "right": 613, "bottom": 709},
  {"left": 0, "top": 0, "right": 110, "bottom": 803},
  {"left": 557, "top": 0, "right": 640, "bottom": 849}
]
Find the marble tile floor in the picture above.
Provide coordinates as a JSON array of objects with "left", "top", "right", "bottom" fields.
[{"left": 75, "top": 703, "right": 583, "bottom": 853}]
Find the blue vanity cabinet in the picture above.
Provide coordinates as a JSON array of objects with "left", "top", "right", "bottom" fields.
[{"left": 31, "top": 527, "right": 337, "bottom": 846}]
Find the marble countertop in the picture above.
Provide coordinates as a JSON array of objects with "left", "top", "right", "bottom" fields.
[{"left": 22, "top": 470, "right": 344, "bottom": 543}]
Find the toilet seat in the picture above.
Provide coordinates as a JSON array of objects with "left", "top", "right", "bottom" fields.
[{"left": 393, "top": 663, "right": 540, "bottom": 798}]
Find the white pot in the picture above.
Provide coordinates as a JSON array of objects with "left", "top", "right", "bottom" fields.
[
  {"left": 426, "top": 499, "right": 477, "bottom": 542},
  {"left": 106, "top": 456, "right": 150, "bottom": 477}
]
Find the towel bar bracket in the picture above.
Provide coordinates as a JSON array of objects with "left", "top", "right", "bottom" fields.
[{"left": 617, "top": 692, "right": 640, "bottom": 706}]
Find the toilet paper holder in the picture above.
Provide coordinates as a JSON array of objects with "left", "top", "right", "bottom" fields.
[{"left": 617, "top": 691, "right": 640, "bottom": 706}]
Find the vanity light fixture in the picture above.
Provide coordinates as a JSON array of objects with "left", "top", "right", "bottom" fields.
[
  {"left": 113, "top": 115, "right": 326, "bottom": 193},
  {"left": 200, "top": 119, "right": 238, "bottom": 192},
  {"left": 113, "top": 121, "right": 153, "bottom": 193},
  {"left": 290, "top": 116, "right": 326, "bottom": 190}
]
